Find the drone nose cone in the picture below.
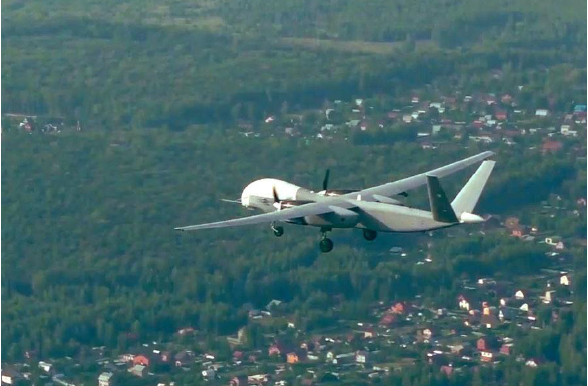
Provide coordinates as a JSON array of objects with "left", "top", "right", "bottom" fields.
[{"left": 460, "top": 212, "right": 485, "bottom": 224}]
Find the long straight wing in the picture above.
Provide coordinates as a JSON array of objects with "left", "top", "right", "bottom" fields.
[
  {"left": 175, "top": 200, "right": 346, "bottom": 231},
  {"left": 350, "top": 151, "right": 494, "bottom": 200}
]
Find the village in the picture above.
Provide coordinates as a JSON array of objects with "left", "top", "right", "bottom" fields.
[
  {"left": 1, "top": 208, "right": 583, "bottom": 386},
  {"left": 2, "top": 69, "right": 586, "bottom": 386}
]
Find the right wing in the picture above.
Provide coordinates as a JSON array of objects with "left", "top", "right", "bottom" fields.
[
  {"left": 175, "top": 200, "right": 348, "bottom": 231},
  {"left": 350, "top": 151, "right": 494, "bottom": 200}
]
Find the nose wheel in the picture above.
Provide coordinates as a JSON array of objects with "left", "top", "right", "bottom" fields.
[
  {"left": 363, "top": 229, "right": 377, "bottom": 241},
  {"left": 271, "top": 222, "right": 284, "bottom": 237},
  {"left": 319, "top": 228, "right": 334, "bottom": 253}
]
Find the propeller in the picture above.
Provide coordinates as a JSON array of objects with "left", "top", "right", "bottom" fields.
[
  {"left": 272, "top": 185, "right": 280, "bottom": 203},
  {"left": 322, "top": 169, "right": 330, "bottom": 191}
]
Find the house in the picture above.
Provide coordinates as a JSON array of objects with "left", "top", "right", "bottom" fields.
[
  {"left": 501, "top": 94, "right": 513, "bottom": 104},
  {"left": 481, "top": 314, "right": 499, "bottom": 328},
  {"left": 248, "top": 374, "right": 271, "bottom": 385},
  {"left": 504, "top": 217, "right": 520, "bottom": 230},
  {"left": 268, "top": 342, "right": 290, "bottom": 357},
  {"left": 233, "top": 350, "right": 243, "bottom": 361},
  {"left": 265, "top": 299, "right": 282, "bottom": 311},
  {"left": 511, "top": 227, "right": 525, "bottom": 238},
  {"left": 458, "top": 295, "right": 472, "bottom": 311},
  {"left": 525, "top": 358, "right": 541, "bottom": 367},
  {"left": 391, "top": 301, "right": 412, "bottom": 314},
  {"left": 177, "top": 327, "right": 195, "bottom": 335},
  {"left": 542, "top": 140, "right": 563, "bottom": 153},
  {"left": 133, "top": 354, "right": 150, "bottom": 367},
  {"left": 128, "top": 364, "right": 147, "bottom": 378},
  {"left": 561, "top": 125, "right": 578, "bottom": 137},
  {"left": 379, "top": 312, "right": 397, "bottom": 327},
  {"left": 535, "top": 109, "right": 549, "bottom": 117},
  {"left": 38, "top": 361, "right": 53, "bottom": 374},
  {"left": 543, "top": 290, "right": 556, "bottom": 304},
  {"left": 514, "top": 290, "right": 525, "bottom": 300},
  {"left": 356, "top": 350, "right": 369, "bottom": 364},
  {"left": 307, "top": 353, "right": 320, "bottom": 361},
  {"left": 560, "top": 274, "right": 570, "bottom": 286},
  {"left": 363, "top": 328, "right": 376, "bottom": 339},
  {"left": 174, "top": 350, "right": 194, "bottom": 367},
  {"left": 98, "top": 372, "right": 114, "bottom": 386},
  {"left": 422, "top": 328, "right": 434, "bottom": 339},
  {"left": 347, "top": 119, "right": 361, "bottom": 127},
  {"left": 477, "top": 336, "right": 499, "bottom": 351},
  {"left": 419, "top": 327, "right": 437, "bottom": 340},
  {"left": 545, "top": 237, "right": 565, "bottom": 249},
  {"left": 286, "top": 350, "right": 306, "bottom": 364},
  {"left": 469, "top": 134, "right": 493, "bottom": 143},
  {"left": 477, "top": 278, "right": 496, "bottom": 286},
  {"left": 480, "top": 350, "right": 494, "bottom": 362},
  {"left": 201, "top": 369, "right": 216, "bottom": 379},
  {"left": 320, "top": 124, "right": 335, "bottom": 132},
  {"left": 332, "top": 352, "right": 355, "bottom": 364},
  {"left": 387, "top": 111, "right": 399, "bottom": 119},
  {"left": 447, "top": 344, "right": 465, "bottom": 355},
  {"left": 440, "top": 365, "right": 453, "bottom": 376},
  {"left": 1, "top": 369, "right": 24, "bottom": 385},
  {"left": 483, "top": 305, "right": 497, "bottom": 315},
  {"left": 495, "top": 111, "right": 507, "bottom": 120},
  {"left": 500, "top": 343, "right": 513, "bottom": 356},
  {"left": 229, "top": 375, "right": 248, "bottom": 386}
]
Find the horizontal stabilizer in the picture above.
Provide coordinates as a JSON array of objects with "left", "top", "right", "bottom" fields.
[
  {"left": 426, "top": 176, "right": 459, "bottom": 223},
  {"left": 451, "top": 160, "right": 495, "bottom": 215}
]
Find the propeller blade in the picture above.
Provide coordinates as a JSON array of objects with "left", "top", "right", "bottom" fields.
[
  {"left": 322, "top": 169, "right": 330, "bottom": 191},
  {"left": 272, "top": 186, "right": 280, "bottom": 202}
]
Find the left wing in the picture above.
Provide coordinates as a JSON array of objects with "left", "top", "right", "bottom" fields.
[
  {"left": 348, "top": 151, "right": 494, "bottom": 200},
  {"left": 175, "top": 200, "right": 350, "bottom": 231}
]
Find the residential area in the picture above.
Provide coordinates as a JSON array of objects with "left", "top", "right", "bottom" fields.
[{"left": 2, "top": 68, "right": 585, "bottom": 386}]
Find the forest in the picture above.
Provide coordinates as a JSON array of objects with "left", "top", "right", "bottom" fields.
[
  {"left": 1, "top": 129, "right": 586, "bottom": 368},
  {"left": 1, "top": 0, "right": 587, "bottom": 385},
  {"left": 2, "top": 0, "right": 586, "bottom": 130}
]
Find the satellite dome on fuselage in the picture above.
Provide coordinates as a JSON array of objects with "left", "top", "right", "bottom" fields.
[{"left": 241, "top": 178, "right": 302, "bottom": 208}]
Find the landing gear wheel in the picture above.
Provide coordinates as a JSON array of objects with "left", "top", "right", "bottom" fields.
[
  {"left": 319, "top": 238, "right": 334, "bottom": 253},
  {"left": 272, "top": 226, "right": 284, "bottom": 237},
  {"left": 363, "top": 229, "right": 377, "bottom": 241}
]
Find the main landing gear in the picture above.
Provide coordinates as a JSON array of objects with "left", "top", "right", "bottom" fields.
[
  {"left": 319, "top": 228, "right": 334, "bottom": 253},
  {"left": 363, "top": 229, "right": 378, "bottom": 241},
  {"left": 271, "top": 222, "right": 284, "bottom": 237}
]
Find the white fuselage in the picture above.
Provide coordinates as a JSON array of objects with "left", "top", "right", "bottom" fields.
[{"left": 240, "top": 178, "right": 474, "bottom": 233}]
